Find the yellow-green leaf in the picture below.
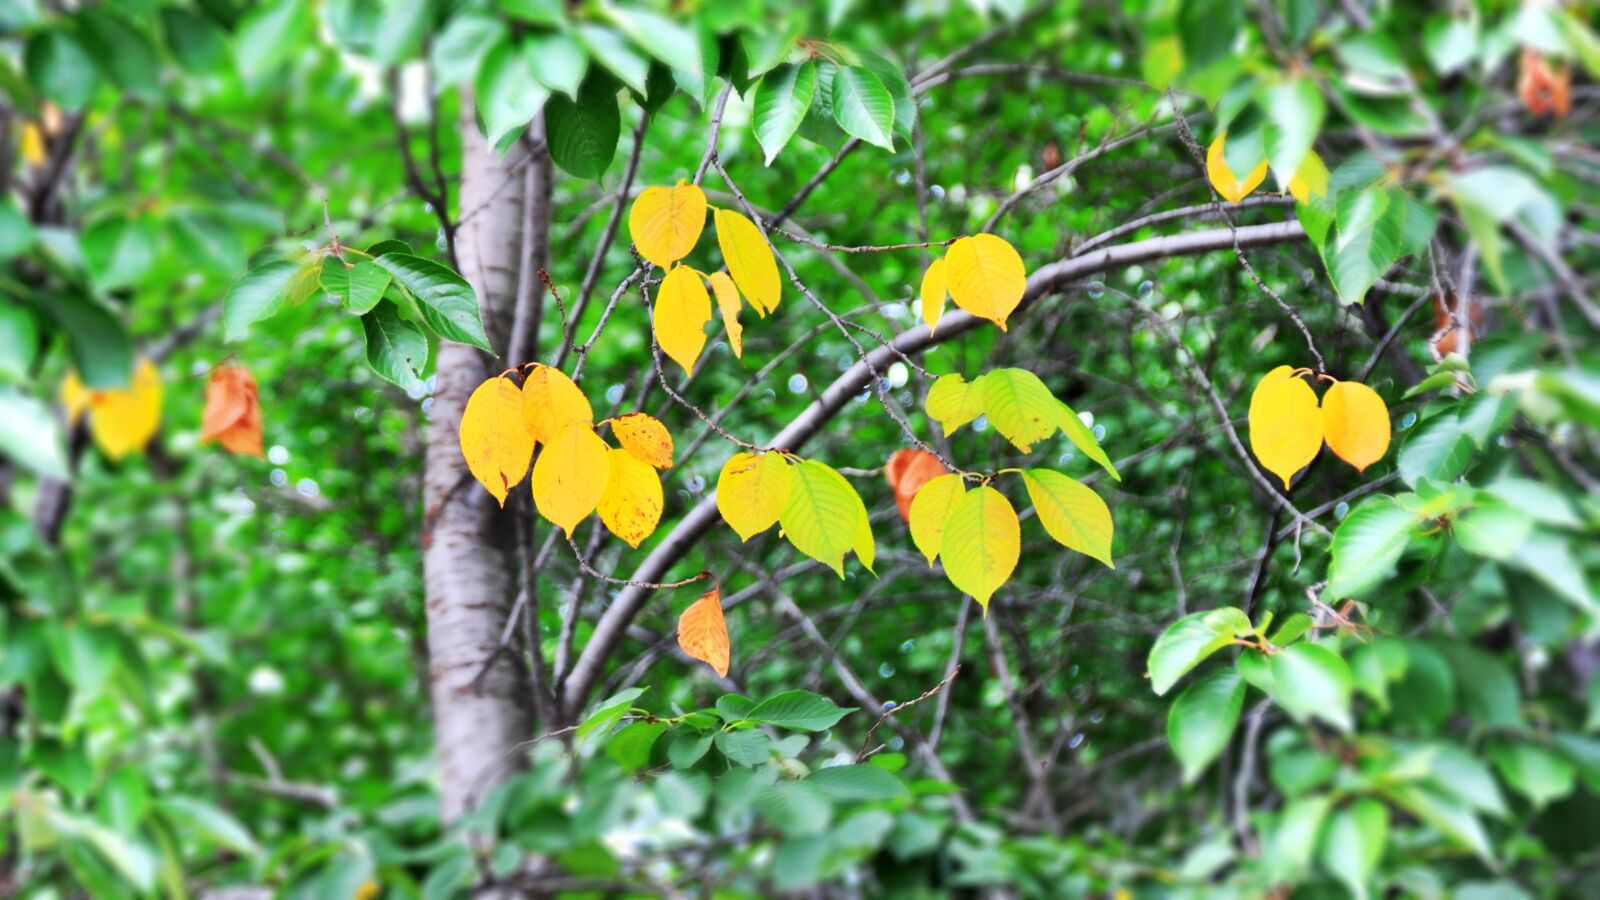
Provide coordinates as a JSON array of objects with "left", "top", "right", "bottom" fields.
[
  {"left": 943, "top": 234, "right": 1025, "bottom": 330},
  {"left": 779, "top": 458, "right": 866, "bottom": 578},
  {"left": 1287, "top": 150, "right": 1330, "bottom": 204},
  {"left": 709, "top": 270, "right": 743, "bottom": 358},
  {"left": 979, "top": 368, "right": 1058, "bottom": 453},
  {"left": 611, "top": 411, "right": 674, "bottom": 468},
  {"left": 926, "top": 373, "right": 986, "bottom": 436},
  {"left": 1053, "top": 401, "right": 1121, "bottom": 482},
  {"left": 598, "top": 448, "right": 663, "bottom": 548},
  {"left": 532, "top": 422, "right": 610, "bottom": 537},
  {"left": 939, "top": 485, "right": 1020, "bottom": 612},
  {"left": 628, "top": 181, "right": 706, "bottom": 269},
  {"left": 716, "top": 451, "right": 791, "bottom": 541},
  {"left": 714, "top": 207, "right": 781, "bottom": 316},
  {"left": 522, "top": 364, "right": 593, "bottom": 445},
  {"left": 1207, "top": 131, "right": 1269, "bottom": 205},
  {"left": 654, "top": 265, "right": 711, "bottom": 376},
  {"left": 1248, "top": 368, "right": 1323, "bottom": 490},
  {"left": 1021, "top": 469, "right": 1114, "bottom": 568},
  {"left": 920, "top": 257, "right": 947, "bottom": 334},
  {"left": 1322, "top": 381, "right": 1391, "bottom": 473},
  {"left": 908, "top": 472, "right": 966, "bottom": 566},
  {"left": 460, "top": 376, "right": 534, "bottom": 506}
]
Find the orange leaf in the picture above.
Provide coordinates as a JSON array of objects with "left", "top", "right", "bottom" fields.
[
  {"left": 678, "top": 586, "right": 729, "bottom": 678},
  {"left": 201, "top": 363, "right": 264, "bottom": 458},
  {"left": 884, "top": 448, "right": 947, "bottom": 522}
]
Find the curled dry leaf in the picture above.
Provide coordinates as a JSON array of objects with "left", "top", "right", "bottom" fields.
[
  {"left": 201, "top": 363, "right": 265, "bottom": 458},
  {"left": 678, "top": 586, "right": 730, "bottom": 678},
  {"left": 1519, "top": 48, "right": 1571, "bottom": 118},
  {"left": 611, "top": 412, "right": 674, "bottom": 468},
  {"left": 459, "top": 375, "right": 532, "bottom": 505},
  {"left": 884, "top": 448, "right": 947, "bottom": 522}
]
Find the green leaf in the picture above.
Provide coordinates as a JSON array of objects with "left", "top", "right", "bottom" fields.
[
  {"left": 82, "top": 217, "right": 159, "bottom": 292},
  {"left": 0, "top": 301, "right": 38, "bottom": 379},
  {"left": 1398, "top": 412, "right": 1474, "bottom": 486},
  {"left": 779, "top": 459, "right": 867, "bottom": 577},
  {"left": 223, "top": 260, "right": 299, "bottom": 341},
  {"left": 477, "top": 38, "right": 549, "bottom": 148},
  {"left": 1020, "top": 469, "right": 1114, "bottom": 567},
  {"left": 1387, "top": 784, "right": 1492, "bottom": 862},
  {"left": 1263, "top": 77, "right": 1324, "bottom": 182},
  {"left": 753, "top": 62, "right": 817, "bottom": 166},
  {"left": 525, "top": 31, "right": 587, "bottom": 99},
  {"left": 1265, "top": 794, "right": 1330, "bottom": 883},
  {"left": 0, "top": 200, "right": 36, "bottom": 262},
  {"left": 1146, "top": 607, "right": 1253, "bottom": 696},
  {"left": 375, "top": 253, "right": 492, "bottom": 351},
  {"left": 576, "top": 24, "right": 649, "bottom": 96},
  {"left": 979, "top": 368, "right": 1059, "bottom": 453},
  {"left": 1509, "top": 531, "right": 1596, "bottom": 613},
  {"left": 1168, "top": 669, "right": 1245, "bottom": 783},
  {"left": 1452, "top": 497, "right": 1533, "bottom": 560},
  {"left": 26, "top": 29, "right": 98, "bottom": 110},
  {"left": 754, "top": 780, "right": 832, "bottom": 836},
  {"left": 1485, "top": 477, "right": 1582, "bottom": 528},
  {"left": 1424, "top": 15, "right": 1480, "bottom": 76},
  {"left": 1489, "top": 741, "right": 1575, "bottom": 809},
  {"left": 0, "top": 388, "right": 69, "bottom": 480},
  {"left": 1436, "top": 643, "right": 1524, "bottom": 729},
  {"left": 806, "top": 764, "right": 907, "bottom": 800},
  {"left": 16, "top": 291, "right": 131, "bottom": 390},
  {"left": 714, "top": 729, "right": 775, "bottom": 765},
  {"left": 1325, "top": 496, "right": 1418, "bottom": 599},
  {"left": 319, "top": 258, "right": 391, "bottom": 314},
  {"left": 1268, "top": 642, "right": 1352, "bottom": 732},
  {"left": 856, "top": 49, "right": 915, "bottom": 137},
  {"left": 1328, "top": 187, "right": 1407, "bottom": 305},
  {"left": 1054, "top": 401, "right": 1120, "bottom": 480},
  {"left": 1179, "top": 0, "right": 1243, "bottom": 70},
  {"left": 715, "top": 694, "right": 755, "bottom": 722},
  {"left": 546, "top": 71, "right": 622, "bottom": 180},
  {"left": 77, "top": 7, "right": 160, "bottom": 98},
  {"left": 360, "top": 302, "right": 428, "bottom": 392},
  {"left": 234, "top": 0, "right": 311, "bottom": 82},
  {"left": 666, "top": 730, "right": 713, "bottom": 769},
  {"left": 159, "top": 7, "right": 231, "bottom": 74},
  {"left": 830, "top": 65, "right": 895, "bottom": 151},
  {"left": 745, "top": 690, "right": 854, "bottom": 732},
  {"left": 1428, "top": 742, "right": 1509, "bottom": 817},
  {"left": 1319, "top": 799, "right": 1387, "bottom": 900},
  {"left": 1268, "top": 612, "right": 1313, "bottom": 648},
  {"left": 605, "top": 721, "right": 667, "bottom": 772},
  {"left": 603, "top": 5, "right": 700, "bottom": 74},
  {"left": 156, "top": 797, "right": 259, "bottom": 856}
]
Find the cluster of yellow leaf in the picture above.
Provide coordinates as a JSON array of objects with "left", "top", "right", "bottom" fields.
[
  {"left": 200, "top": 363, "right": 264, "bottom": 457},
  {"left": 1207, "top": 132, "right": 1329, "bottom": 205},
  {"left": 678, "top": 586, "right": 729, "bottom": 678},
  {"left": 716, "top": 451, "right": 873, "bottom": 578},
  {"left": 629, "top": 182, "right": 781, "bottom": 374},
  {"left": 919, "top": 234, "right": 1028, "bottom": 332},
  {"left": 458, "top": 365, "right": 674, "bottom": 548},
  {"left": 1248, "top": 365, "right": 1392, "bottom": 490},
  {"left": 61, "top": 360, "right": 163, "bottom": 461}
]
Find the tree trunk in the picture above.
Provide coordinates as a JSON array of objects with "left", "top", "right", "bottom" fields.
[{"left": 421, "top": 99, "right": 534, "bottom": 823}]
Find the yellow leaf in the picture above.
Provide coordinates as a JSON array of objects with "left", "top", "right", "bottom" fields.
[
  {"left": 86, "top": 359, "right": 163, "bottom": 461},
  {"left": 1321, "top": 381, "right": 1391, "bottom": 473},
  {"left": 628, "top": 181, "right": 707, "bottom": 269},
  {"left": 611, "top": 412, "right": 674, "bottom": 468},
  {"left": 459, "top": 376, "right": 533, "bottom": 506},
  {"left": 60, "top": 371, "right": 91, "bottom": 425},
  {"left": 709, "top": 271, "right": 743, "bottom": 358},
  {"left": 943, "top": 234, "right": 1026, "bottom": 330},
  {"left": 521, "top": 365, "right": 593, "bottom": 445},
  {"left": 654, "top": 265, "right": 711, "bottom": 376},
  {"left": 597, "top": 448, "right": 663, "bottom": 548},
  {"left": 920, "top": 257, "right": 947, "bottom": 334},
  {"left": 852, "top": 492, "right": 875, "bottom": 574},
  {"left": 925, "top": 373, "right": 986, "bottom": 436},
  {"left": 1247, "top": 368, "right": 1323, "bottom": 490},
  {"left": 20, "top": 122, "right": 45, "bottom": 167},
  {"left": 532, "top": 422, "right": 610, "bottom": 537},
  {"left": 908, "top": 472, "right": 966, "bottom": 566},
  {"left": 714, "top": 208, "right": 781, "bottom": 316},
  {"left": 678, "top": 587, "right": 729, "bottom": 677},
  {"left": 779, "top": 459, "right": 866, "bottom": 577},
  {"left": 1021, "top": 469, "right": 1114, "bottom": 568},
  {"left": 1206, "top": 131, "right": 1269, "bottom": 205},
  {"left": 939, "top": 485, "right": 1020, "bottom": 612},
  {"left": 716, "top": 451, "right": 791, "bottom": 541},
  {"left": 1287, "top": 150, "right": 1330, "bottom": 204},
  {"left": 979, "top": 368, "right": 1058, "bottom": 453}
]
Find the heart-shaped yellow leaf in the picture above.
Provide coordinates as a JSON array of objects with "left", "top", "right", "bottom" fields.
[
  {"left": 944, "top": 234, "right": 1025, "bottom": 330},
  {"left": 939, "top": 485, "right": 1020, "bottom": 612},
  {"left": 460, "top": 375, "right": 533, "bottom": 505},
  {"left": 629, "top": 181, "right": 707, "bottom": 269},
  {"left": 1248, "top": 368, "right": 1323, "bottom": 490},
  {"left": 1322, "top": 381, "right": 1391, "bottom": 473},
  {"left": 678, "top": 587, "right": 729, "bottom": 677},
  {"left": 654, "top": 265, "right": 711, "bottom": 376},
  {"left": 532, "top": 422, "right": 610, "bottom": 537}
]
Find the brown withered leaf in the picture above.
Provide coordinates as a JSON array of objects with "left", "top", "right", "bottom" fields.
[{"left": 201, "top": 363, "right": 264, "bottom": 457}]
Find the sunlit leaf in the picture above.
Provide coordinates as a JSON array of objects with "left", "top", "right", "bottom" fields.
[
  {"left": 1053, "top": 401, "right": 1120, "bottom": 481},
  {"left": 979, "top": 368, "right": 1057, "bottom": 453},
  {"left": 1021, "top": 469, "right": 1114, "bottom": 567},
  {"left": 1321, "top": 381, "right": 1391, "bottom": 473},
  {"left": 709, "top": 271, "right": 743, "bottom": 358},
  {"left": 678, "top": 587, "right": 729, "bottom": 677},
  {"left": 908, "top": 472, "right": 965, "bottom": 566},
  {"left": 715, "top": 208, "right": 781, "bottom": 316},
  {"left": 925, "top": 373, "right": 985, "bottom": 436},
  {"left": 717, "top": 451, "right": 791, "bottom": 541},
  {"left": 531, "top": 422, "right": 610, "bottom": 537},
  {"left": 943, "top": 234, "right": 1025, "bottom": 330},
  {"left": 521, "top": 364, "right": 593, "bottom": 445},
  {"left": 1207, "top": 131, "right": 1268, "bottom": 205},
  {"left": 597, "top": 448, "right": 663, "bottom": 548},
  {"left": 939, "top": 485, "right": 1020, "bottom": 611},
  {"left": 920, "top": 257, "right": 946, "bottom": 334},
  {"left": 1247, "top": 367, "right": 1322, "bottom": 489},
  {"left": 79, "top": 359, "right": 162, "bottom": 461},
  {"left": 629, "top": 181, "right": 707, "bottom": 269},
  {"left": 780, "top": 458, "right": 867, "bottom": 577},
  {"left": 611, "top": 411, "right": 674, "bottom": 468},
  {"left": 654, "top": 265, "right": 712, "bottom": 376}
]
